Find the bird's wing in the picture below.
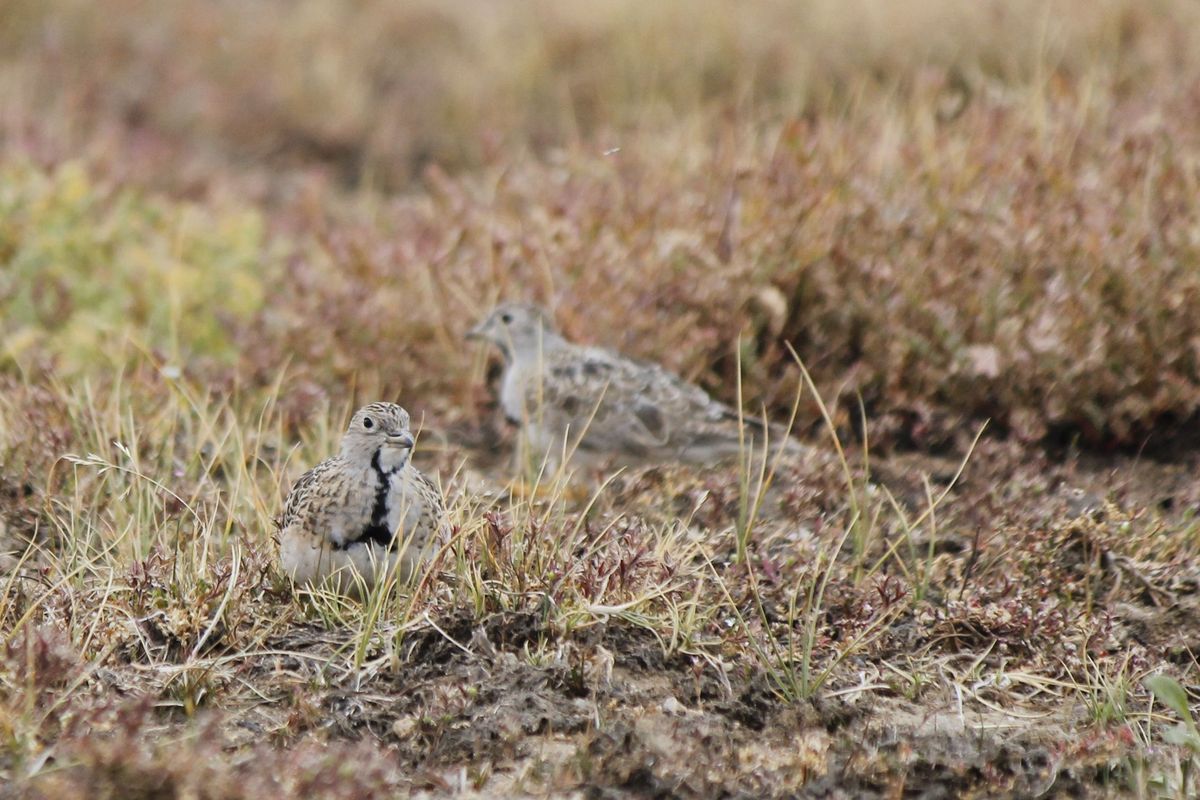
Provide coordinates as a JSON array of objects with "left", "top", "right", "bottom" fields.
[
  {"left": 278, "top": 461, "right": 331, "bottom": 532},
  {"left": 411, "top": 469, "right": 450, "bottom": 537},
  {"left": 543, "top": 342, "right": 806, "bottom": 462},
  {"left": 530, "top": 345, "right": 737, "bottom": 456},
  {"left": 643, "top": 359, "right": 804, "bottom": 456}
]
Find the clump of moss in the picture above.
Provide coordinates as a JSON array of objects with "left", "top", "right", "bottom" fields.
[{"left": 0, "top": 161, "right": 273, "bottom": 374}]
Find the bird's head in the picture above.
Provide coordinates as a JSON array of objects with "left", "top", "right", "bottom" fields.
[
  {"left": 340, "top": 402, "right": 414, "bottom": 468},
  {"left": 466, "top": 303, "right": 563, "bottom": 362}
]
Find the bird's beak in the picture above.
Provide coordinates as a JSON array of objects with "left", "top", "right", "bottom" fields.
[
  {"left": 465, "top": 321, "right": 486, "bottom": 341},
  {"left": 386, "top": 431, "right": 415, "bottom": 450}
]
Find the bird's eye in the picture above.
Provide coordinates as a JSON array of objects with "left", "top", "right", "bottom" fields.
[
  {"left": 362, "top": 417, "right": 374, "bottom": 429},
  {"left": 500, "top": 312, "right": 513, "bottom": 324}
]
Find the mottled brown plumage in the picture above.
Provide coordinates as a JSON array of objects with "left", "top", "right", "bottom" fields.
[
  {"left": 467, "top": 304, "right": 809, "bottom": 470},
  {"left": 279, "top": 402, "right": 447, "bottom": 593}
]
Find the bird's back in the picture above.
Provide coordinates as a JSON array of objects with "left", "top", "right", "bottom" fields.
[{"left": 515, "top": 341, "right": 803, "bottom": 467}]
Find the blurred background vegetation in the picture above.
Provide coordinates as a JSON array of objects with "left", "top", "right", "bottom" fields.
[{"left": 3, "top": 0, "right": 1200, "bottom": 448}]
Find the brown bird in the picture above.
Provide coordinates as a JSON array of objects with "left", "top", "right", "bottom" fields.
[
  {"left": 467, "top": 303, "right": 808, "bottom": 471},
  {"left": 279, "top": 402, "right": 447, "bottom": 593}
]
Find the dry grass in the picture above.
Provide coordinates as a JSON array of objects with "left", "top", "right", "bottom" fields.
[
  {"left": 3, "top": 1, "right": 1200, "bottom": 797},
  {"left": 6, "top": 0, "right": 1197, "bottom": 185}
]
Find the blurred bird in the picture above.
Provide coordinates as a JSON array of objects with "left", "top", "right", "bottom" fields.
[
  {"left": 279, "top": 402, "right": 447, "bottom": 593},
  {"left": 466, "top": 303, "right": 809, "bottom": 471}
]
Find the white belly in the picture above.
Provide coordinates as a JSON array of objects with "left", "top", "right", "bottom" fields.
[
  {"left": 501, "top": 362, "right": 571, "bottom": 470},
  {"left": 280, "top": 533, "right": 420, "bottom": 595},
  {"left": 500, "top": 362, "right": 532, "bottom": 424}
]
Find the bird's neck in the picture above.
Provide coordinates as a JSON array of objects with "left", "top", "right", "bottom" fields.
[
  {"left": 371, "top": 446, "right": 409, "bottom": 476},
  {"left": 510, "top": 333, "right": 566, "bottom": 367}
]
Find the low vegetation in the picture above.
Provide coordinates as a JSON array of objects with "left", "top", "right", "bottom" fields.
[{"left": 2, "top": 1, "right": 1199, "bottom": 797}]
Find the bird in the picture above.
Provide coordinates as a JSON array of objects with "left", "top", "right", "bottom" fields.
[
  {"left": 466, "top": 303, "right": 809, "bottom": 472},
  {"left": 278, "top": 402, "right": 448, "bottom": 594}
]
